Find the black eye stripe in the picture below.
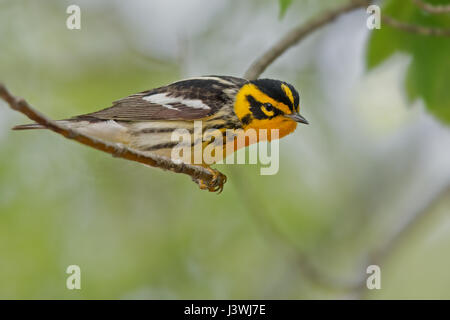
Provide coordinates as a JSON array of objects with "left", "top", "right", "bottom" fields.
[{"left": 246, "top": 95, "right": 281, "bottom": 120}]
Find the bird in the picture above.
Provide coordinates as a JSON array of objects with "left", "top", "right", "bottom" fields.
[{"left": 13, "top": 75, "right": 308, "bottom": 189}]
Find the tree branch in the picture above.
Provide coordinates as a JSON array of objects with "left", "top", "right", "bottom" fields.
[
  {"left": 353, "top": 181, "right": 450, "bottom": 298},
  {"left": 0, "top": 83, "right": 227, "bottom": 193},
  {"left": 383, "top": 14, "right": 450, "bottom": 36},
  {"left": 373, "top": 181, "right": 450, "bottom": 270},
  {"left": 244, "top": 0, "right": 371, "bottom": 80},
  {"left": 412, "top": 0, "right": 450, "bottom": 14}
]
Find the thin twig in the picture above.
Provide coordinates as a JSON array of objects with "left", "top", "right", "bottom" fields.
[
  {"left": 412, "top": 0, "right": 450, "bottom": 14},
  {"left": 244, "top": 0, "right": 371, "bottom": 80},
  {"left": 0, "top": 83, "right": 227, "bottom": 193},
  {"left": 353, "top": 181, "right": 450, "bottom": 298},
  {"left": 383, "top": 14, "right": 450, "bottom": 36}
]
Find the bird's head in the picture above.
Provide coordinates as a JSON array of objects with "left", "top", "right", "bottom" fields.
[{"left": 234, "top": 78, "right": 307, "bottom": 140}]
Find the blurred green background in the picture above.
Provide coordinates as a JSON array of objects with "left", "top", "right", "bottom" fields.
[{"left": 1, "top": 0, "right": 450, "bottom": 299}]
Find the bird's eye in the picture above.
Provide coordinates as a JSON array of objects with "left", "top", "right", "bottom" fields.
[
  {"left": 261, "top": 103, "right": 275, "bottom": 117},
  {"left": 264, "top": 103, "right": 273, "bottom": 111}
]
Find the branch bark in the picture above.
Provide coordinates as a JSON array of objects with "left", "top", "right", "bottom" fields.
[
  {"left": 383, "top": 14, "right": 450, "bottom": 36},
  {"left": 0, "top": 83, "right": 226, "bottom": 193},
  {"left": 412, "top": 0, "right": 450, "bottom": 14},
  {"left": 244, "top": 0, "right": 371, "bottom": 80}
]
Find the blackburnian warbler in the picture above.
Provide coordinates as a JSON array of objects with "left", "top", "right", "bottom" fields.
[{"left": 14, "top": 76, "right": 307, "bottom": 190}]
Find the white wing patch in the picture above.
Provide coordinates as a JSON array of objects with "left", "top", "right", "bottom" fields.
[{"left": 142, "top": 92, "right": 211, "bottom": 111}]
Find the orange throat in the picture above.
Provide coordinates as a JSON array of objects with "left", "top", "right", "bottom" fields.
[
  {"left": 223, "top": 118, "right": 298, "bottom": 154},
  {"left": 245, "top": 118, "right": 298, "bottom": 142}
]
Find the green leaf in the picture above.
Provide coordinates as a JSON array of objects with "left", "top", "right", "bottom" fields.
[
  {"left": 366, "top": 0, "right": 450, "bottom": 124},
  {"left": 279, "top": 0, "right": 293, "bottom": 19}
]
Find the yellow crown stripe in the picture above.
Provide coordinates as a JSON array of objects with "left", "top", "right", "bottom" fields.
[{"left": 281, "top": 83, "right": 294, "bottom": 108}]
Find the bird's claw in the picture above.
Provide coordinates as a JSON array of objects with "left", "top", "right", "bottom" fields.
[{"left": 193, "top": 168, "right": 227, "bottom": 194}]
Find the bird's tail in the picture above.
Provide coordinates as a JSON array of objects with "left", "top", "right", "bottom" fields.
[{"left": 12, "top": 123, "right": 46, "bottom": 130}]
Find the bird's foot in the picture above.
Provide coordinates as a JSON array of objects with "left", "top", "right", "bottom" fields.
[{"left": 193, "top": 167, "right": 227, "bottom": 194}]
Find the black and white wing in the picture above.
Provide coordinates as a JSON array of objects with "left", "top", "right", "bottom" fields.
[{"left": 74, "top": 76, "right": 247, "bottom": 121}]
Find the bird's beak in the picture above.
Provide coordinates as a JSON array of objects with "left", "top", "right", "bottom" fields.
[{"left": 286, "top": 112, "right": 309, "bottom": 124}]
